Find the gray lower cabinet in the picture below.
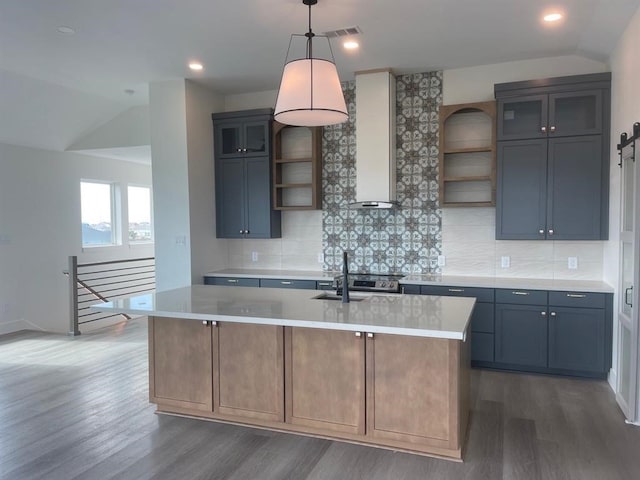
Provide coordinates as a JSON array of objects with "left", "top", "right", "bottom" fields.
[
  {"left": 405, "top": 284, "right": 612, "bottom": 378},
  {"left": 547, "top": 291, "right": 609, "bottom": 374},
  {"left": 419, "top": 285, "right": 495, "bottom": 363},
  {"left": 204, "top": 276, "right": 260, "bottom": 287},
  {"left": 260, "top": 279, "right": 316, "bottom": 290},
  {"left": 495, "top": 303, "right": 548, "bottom": 367},
  {"left": 204, "top": 276, "right": 334, "bottom": 291}
]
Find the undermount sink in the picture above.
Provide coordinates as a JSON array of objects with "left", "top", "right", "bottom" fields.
[{"left": 312, "top": 293, "right": 367, "bottom": 302}]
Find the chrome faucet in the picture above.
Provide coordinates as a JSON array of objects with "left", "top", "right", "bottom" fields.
[{"left": 342, "top": 251, "right": 350, "bottom": 303}]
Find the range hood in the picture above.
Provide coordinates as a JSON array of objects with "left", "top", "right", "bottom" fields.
[{"left": 350, "top": 69, "right": 397, "bottom": 209}]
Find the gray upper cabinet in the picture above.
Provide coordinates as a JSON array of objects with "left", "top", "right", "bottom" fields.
[
  {"left": 214, "top": 119, "right": 270, "bottom": 159},
  {"left": 495, "top": 73, "right": 610, "bottom": 240},
  {"left": 213, "top": 109, "right": 281, "bottom": 239}
]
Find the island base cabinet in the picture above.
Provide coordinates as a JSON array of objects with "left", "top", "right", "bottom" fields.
[
  {"left": 149, "top": 317, "right": 214, "bottom": 412},
  {"left": 215, "top": 323, "right": 284, "bottom": 422},
  {"left": 366, "top": 334, "right": 469, "bottom": 454},
  {"left": 284, "top": 327, "right": 365, "bottom": 435}
]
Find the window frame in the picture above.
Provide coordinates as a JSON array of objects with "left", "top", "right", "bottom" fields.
[
  {"left": 80, "top": 180, "right": 120, "bottom": 249},
  {"left": 126, "top": 184, "right": 154, "bottom": 245}
]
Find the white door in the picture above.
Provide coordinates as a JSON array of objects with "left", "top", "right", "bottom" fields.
[{"left": 616, "top": 139, "right": 640, "bottom": 423}]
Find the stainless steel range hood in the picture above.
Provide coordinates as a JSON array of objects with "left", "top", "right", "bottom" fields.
[{"left": 349, "top": 69, "right": 397, "bottom": 209}]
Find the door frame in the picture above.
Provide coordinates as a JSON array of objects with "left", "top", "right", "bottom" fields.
[{"left": 616, "top": 139, "right": 640, "bottom": 424}]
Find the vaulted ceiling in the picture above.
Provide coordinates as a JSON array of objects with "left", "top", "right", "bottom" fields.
[{"left": 1, "top": 0, "right": 639, "bottom": 153}]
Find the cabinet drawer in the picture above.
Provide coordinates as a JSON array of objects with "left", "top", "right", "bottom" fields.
[
  {"left": 495, "top": 288, "right": 547, "bottom": 305},
  {"left": 471, "top": 332, "right": 494, "bottom": 363},
  {"left": 260, "top": 278, "right": 316, "bottom": 290},
  {"left": 420, "top": 285, "right": 494, "bottom": 303},
  {"left": 401, "top": 284, "right": 421, "bottom": 295},
  {"left": 205, "top": 276, "right": 260, "bottom": 287},
  {"left": 471, "top": 303, "right": 495, "bottom": 333},
  {"left": 316, "top": 280, "right": 335, "bottom": 291},
  {"left": 548, "top": 291, "right": 605, "bottom": 309}
]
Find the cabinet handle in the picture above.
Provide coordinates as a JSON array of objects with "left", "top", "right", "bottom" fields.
[
  {"left": 625, "top": 286, "right": 634, "bottom": 307},
  {"left": 245, "top": 230, "right": 250, "bottom": 234},
  {"left": 566, "top": 294, "right": 586, "bottom": 298},
  {"left": 512, "top": 291, "right": 530, "bottom": 296},
  {"left": 541, "top": 311, "right": 547, "bottom": 316},
  {"left": 550, "top": 126, "right": 556, "bottom": 132},
  {"left": 227, "top": 279, "right": 239, "bottom": 283},
  {"left": 318, "top": 282, "right": 332, "bottom": 286},
  {"left": 548, "top": 229, "right": 554, "bottom": 235},
  {"left": 541, "top": 126, "right": 547, "bottom": 133},
  {"left": 280, "top": 281, "right": 292, "bottom": 285},
  {"left": 550, "top": 312, "right": 557, "bottom": 317},
  {"left": 236, "top": 148, "right": 242, "bottom": 153},
  {"left": 243, "top": 148, "right": 248, "bottom": 153},
  {"left": 539, "top": 229, "right": 545, "bottom": 235},
  {"left": 367, "top": 332, "right": 374, "bottom": 338},
  {"left": 202, "top": 320, "right": 208, "bottom": 325},
  {"left": 448, "top": 288, "right": 464, "bottom": 292},
  {"left": 355, "top": 332, "right": 362, "bottom": 338},
  {"left": 211, "top": 321, "right": 217, "bottom": 327}
]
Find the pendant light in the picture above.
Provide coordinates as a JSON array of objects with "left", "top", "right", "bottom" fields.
[{"left": 274, "top": 0, "right": 348, "bottom": 127}]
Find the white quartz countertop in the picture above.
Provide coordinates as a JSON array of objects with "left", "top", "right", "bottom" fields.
[
  {"left": 203, "top": 269, "right": 613, "bottom": 293},
  {"left": 91, "top": 285, "right": 475, "bottom": 340},
  {"left": 401, "top": 274, "right": 614, "bottom": 293}
]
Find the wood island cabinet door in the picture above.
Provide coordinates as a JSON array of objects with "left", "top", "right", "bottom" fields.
[
  {"left": 149, "top": 317, "right": 214, "bottom": 412},
  {"left": 366, "top": 334, "right": 459, "bottom": 450},
  {"left": 215, "top": 322, "right": 284, "bottom": 422},
  {"left": 285, "top": 327, "right": 365, "bottom": 435}
]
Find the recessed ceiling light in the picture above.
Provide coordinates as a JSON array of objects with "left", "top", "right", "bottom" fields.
[
  {"left": 343, "top": 40, "right": 359, "bottom": 50},
  {"left": 543, "top": 12, "right": 563, "bottom": 22},
  {"left": 189, "top": 62, "right": 204, "bottom": 71},
  {"left": 56, "top": 26, "right": 75, "bottom": 35}
]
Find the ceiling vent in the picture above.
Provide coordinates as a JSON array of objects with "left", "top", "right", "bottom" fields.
[{"left": 322, "top": 26, "right": 363, "bottom": 38}]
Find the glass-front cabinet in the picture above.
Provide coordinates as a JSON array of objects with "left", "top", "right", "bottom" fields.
[
  {"left": 497, "top": 90, "right": 603, "bottom": 141},
  {"left": 215, "top": 119, "right": 270, "bottom": 158}
]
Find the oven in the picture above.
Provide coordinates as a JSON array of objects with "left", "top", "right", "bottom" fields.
[{"left": 334, "top": 273, "right": 404, "bottom": 295}]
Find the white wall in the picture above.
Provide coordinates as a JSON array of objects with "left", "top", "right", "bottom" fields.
[
  {"left": 440, "top": 55, "right": 610, "bottom": 280},
  {"left": 149, "top": 79, "right": 228, "bottom": 287},
  {"left": 184, "top": 80, "right": 228, "bottom": 283},
  {"left": 606, "top": 5, "right": 640, "bottom": 398},
  {"left": 149, "top": 80, "right": 193, "bottom": 291},
  {"left": 68, "top": 105, "right": 150, "bottom": 151},
  {"left": 0, "top": 142, "right": 153, "bottom": 334},
  {"left": 443, "top": 55, "right": 608, "bottom": 104}
]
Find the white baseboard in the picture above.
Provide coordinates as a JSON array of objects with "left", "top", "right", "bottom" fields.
[
  {"left": 0, "top": 319, "right": 34, "bottom": 336},
  {"left": 608, "top": 368, "right": 617, "bottom": 392}
]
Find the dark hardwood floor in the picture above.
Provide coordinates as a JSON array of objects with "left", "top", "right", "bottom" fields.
[{"left": 1, "top": 318, "right": 639, "bottom": 480}]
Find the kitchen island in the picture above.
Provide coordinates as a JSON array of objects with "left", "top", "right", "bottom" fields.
[{"left": 93, "top": 285, "right": 475, "bottom": 460}]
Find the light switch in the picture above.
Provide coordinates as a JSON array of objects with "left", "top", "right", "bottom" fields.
[
  {"left": 251, "top": 251, "right": 259, "bottom": 262},
  {"left": 501, "top": 256, "right": 510, "bottom": 268},
  {"left": 437, "top": 255, "right": 446, "bottom": 267},
  {"left": 568, "top": 257, "right": 578, "bottom": 269},
  {"left": 317, "top": 253, "right": 324, "bottom": 264}
]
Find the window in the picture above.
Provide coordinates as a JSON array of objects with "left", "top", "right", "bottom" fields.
[
  {"left": 128, "top": 186, "right": 153, "bottom": 243},
  {"left": 81, "top": 181, "right": 116, "bottom": 247}
]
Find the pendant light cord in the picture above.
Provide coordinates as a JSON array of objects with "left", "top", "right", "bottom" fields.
[{"left": 306, "top": 1, "right": 314, "bottom": 59}]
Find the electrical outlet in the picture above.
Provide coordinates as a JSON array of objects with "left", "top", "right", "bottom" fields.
[
  {"left": 251, "top": 251, "right": 259, "bottom": 262},
  {"left": 437, "top": 255, "right": 446, "bottom": 267},
  {"left": 568, "top": 257, "right": 578, "bottom": 269},
  {"left": 317, "top": 253, "right": 324, "bottom": 264},
  {"left": 501, "top": 256, "right": 510, "bottom": 268},
  {"left": 175, "top": 235, "right": 186, "bottom": 246}
]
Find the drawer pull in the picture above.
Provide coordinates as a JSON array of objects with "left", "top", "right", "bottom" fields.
[
  {"left": 355, "top": 332, "right": 362, "bottom": 338},
  {"left": 566, "top": 294, "right": 586, "bottom": 298},
  {"left": 448, "top": 288, "right": 465, "bottom": 292},
  {"left": 227, "top": 279, "right": 239, "bottom": 283},
  {"left": 367, "top": 332, "right": 374, "bottom": 338},
  {"left": 512, "top": 291, "right": 530, "bottom": 296},
  {"left": 318, "top": 282, "right": 332, "bottom": 286},
  {"left": 280, "top": 281, "right": 292, "bottom": 285}
]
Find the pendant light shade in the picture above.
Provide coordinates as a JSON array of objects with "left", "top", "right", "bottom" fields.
[{"left": 274, "top": 0, "right": 348, "bottom": 127}]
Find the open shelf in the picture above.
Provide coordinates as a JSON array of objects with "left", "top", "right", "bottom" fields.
[
  {"left": 439, "top": 101, "right": 496, "bottom": 208},
  {"left": 272, "top": 123, "right": 322, "bottom": 210}
]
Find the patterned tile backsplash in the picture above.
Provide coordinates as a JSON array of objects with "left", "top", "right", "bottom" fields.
[{"left": 322, "top": 71, "right": 443, "bottom": 274}]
